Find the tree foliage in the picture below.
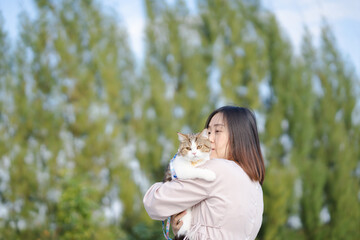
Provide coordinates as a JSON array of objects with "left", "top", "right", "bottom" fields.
[{"left": 0, "top": 0, "right": 359, "bottom": 239}]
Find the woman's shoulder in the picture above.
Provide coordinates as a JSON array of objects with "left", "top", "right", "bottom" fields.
[
  {"left": 203, "top": 158, "right": 240, "bottom": 173},
  {"left": 203, "top": 158, "right": 250, "bottom": 180},
  {"left": 205, "top": 158, "right": 237, "bottom": 168}
]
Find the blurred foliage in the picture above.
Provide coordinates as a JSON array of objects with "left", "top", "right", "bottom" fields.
[{"left": 0, "top": 0, "right": 359, "bottom": 239}]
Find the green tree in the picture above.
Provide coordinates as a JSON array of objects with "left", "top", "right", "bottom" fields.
[
  {"left": 1, "top": 1, "right": 359, "bottom": 239},
  {"left": 316, "top": 25, "right": 360, "bottom": 239},
  {"left": 138, "top": 0, "right": 213, "bottom": 182},
  {"left": 0, "top": 0, "right": 137, "bottom": 238},
  {"left": 259, "top": 14, "right": 298, "bottom": 240},
  {"left": 199, "top": 0, "right": 267, "bottom": 108},
  {"left": 291, "top": 29, "right": 327, "bottom": 240}
]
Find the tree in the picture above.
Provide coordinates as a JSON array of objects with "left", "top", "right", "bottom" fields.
[
  {"left": 1, "top": 1, "right": 359, "bottom": 239},
  {"left": 315, "top": 24, "right": 360, "bottom": 240},
  {"left": 291, "top": 29, "right": 327, "bottom": 240},
  {"left": 258, "top": 14, "right": 298, "bottom": 240},
  {"left": 0, "top": 0, "right": 138, "bottom": 238}
]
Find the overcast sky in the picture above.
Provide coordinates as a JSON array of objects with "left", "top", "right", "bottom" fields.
[{"left": 1, "top": 0, "right": 359, "bottom": 76}]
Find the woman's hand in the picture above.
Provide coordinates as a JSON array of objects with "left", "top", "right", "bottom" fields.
[{"left": 171, "top": 210, "right": 187, "bottom": 236}]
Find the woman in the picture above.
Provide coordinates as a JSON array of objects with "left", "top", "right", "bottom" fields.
[{"left": 143, "top": 106, "right": 265, "bottom": 240}]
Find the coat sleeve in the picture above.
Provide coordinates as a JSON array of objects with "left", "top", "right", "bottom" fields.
[{"left": 143, "top": 178, "right": 211, "bottom": 221}]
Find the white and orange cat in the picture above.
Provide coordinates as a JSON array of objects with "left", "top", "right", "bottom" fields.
[{"left": 163, "top": 129, "right": 216, "bottom": 240}]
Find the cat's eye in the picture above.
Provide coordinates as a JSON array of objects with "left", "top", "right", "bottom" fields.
[
  {"left": 186, "top": 147, "right": 191, "bottom": 150},
  {"left": 197, "top": 146, "right": 202, "bottom": 149}
]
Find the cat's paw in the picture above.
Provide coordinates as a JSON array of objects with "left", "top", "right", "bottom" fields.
[{"left": 202, "top": 170, "right": 216, "bottom": 181}]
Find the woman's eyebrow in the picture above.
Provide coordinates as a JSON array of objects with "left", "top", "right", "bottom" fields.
[
  {"left": 208, "top": 124, "right": 225, "bottom": 129},
  {"left": 208, "top": 123, "right": 225, "bottom": 129}
]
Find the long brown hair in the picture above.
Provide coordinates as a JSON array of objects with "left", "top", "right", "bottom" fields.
[{"left": 205, "top": 106, "right": 265, "bottom": 185}]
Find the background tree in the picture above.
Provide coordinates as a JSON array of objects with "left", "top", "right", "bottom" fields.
[
  {"left": 290, "top": 29, "right": 327, "bottom": 240},
  {"left": 315, "top": 25, "right": 360, "bottom": 239},
  {"left": 0, "top": 0, "right": 359, "bottom": 239}
]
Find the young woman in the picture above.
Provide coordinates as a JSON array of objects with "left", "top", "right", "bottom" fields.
[{"left": 143, "top": 106, "right": 265, "bottom": 240}]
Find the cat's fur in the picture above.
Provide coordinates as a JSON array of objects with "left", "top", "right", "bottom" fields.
[{"left": 163, "top": 129, "right": 216, "bottom": 240}]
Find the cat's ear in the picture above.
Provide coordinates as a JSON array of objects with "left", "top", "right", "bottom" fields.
[
  {"left": 200, "top": 128, "right": 209, "bottom": 139},
  {"left": 177, "top": 132, "right": 188, "bottom": 142}
]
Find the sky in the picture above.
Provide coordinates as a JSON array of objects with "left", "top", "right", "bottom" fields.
[{"left": 0, "top": 0, "right": 359, "bottom": 76}]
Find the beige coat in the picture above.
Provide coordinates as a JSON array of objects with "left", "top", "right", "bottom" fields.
[{"left": 143, "top": 158, "right": 264, "bottom": 240}]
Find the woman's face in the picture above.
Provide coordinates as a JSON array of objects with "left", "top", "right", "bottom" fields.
[{"left": 208, "top": 113, "right": 230, "bottom": 159}]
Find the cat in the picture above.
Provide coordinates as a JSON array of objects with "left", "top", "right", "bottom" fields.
[{"left": 163, "top": 128, "right": 216, "bottom": 240}]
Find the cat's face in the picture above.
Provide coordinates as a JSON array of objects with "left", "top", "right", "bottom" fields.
[{"left": 177, "top": 129, "right": 211, "bottom": 160}]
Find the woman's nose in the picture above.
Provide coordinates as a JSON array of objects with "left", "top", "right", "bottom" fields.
[{"left": 209, "top": 133, "right": 214, "bottom": 142}]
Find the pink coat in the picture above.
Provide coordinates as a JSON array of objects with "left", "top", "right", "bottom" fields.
[{"left": 143, "top": 158, "right": 264, "bottom": 240}]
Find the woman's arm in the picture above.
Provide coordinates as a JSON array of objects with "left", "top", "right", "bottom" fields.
[{"left": 143, "top": 178, "right": 211, "bottom": 220}]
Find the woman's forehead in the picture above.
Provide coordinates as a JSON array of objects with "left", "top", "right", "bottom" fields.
[{"left": 209, "top": 113, "right": 225, "bottom": 127}]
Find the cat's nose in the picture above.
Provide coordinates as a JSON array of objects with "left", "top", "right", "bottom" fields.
[{"left": 192, "top": 152, "right": 196, "bottom": 155}]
